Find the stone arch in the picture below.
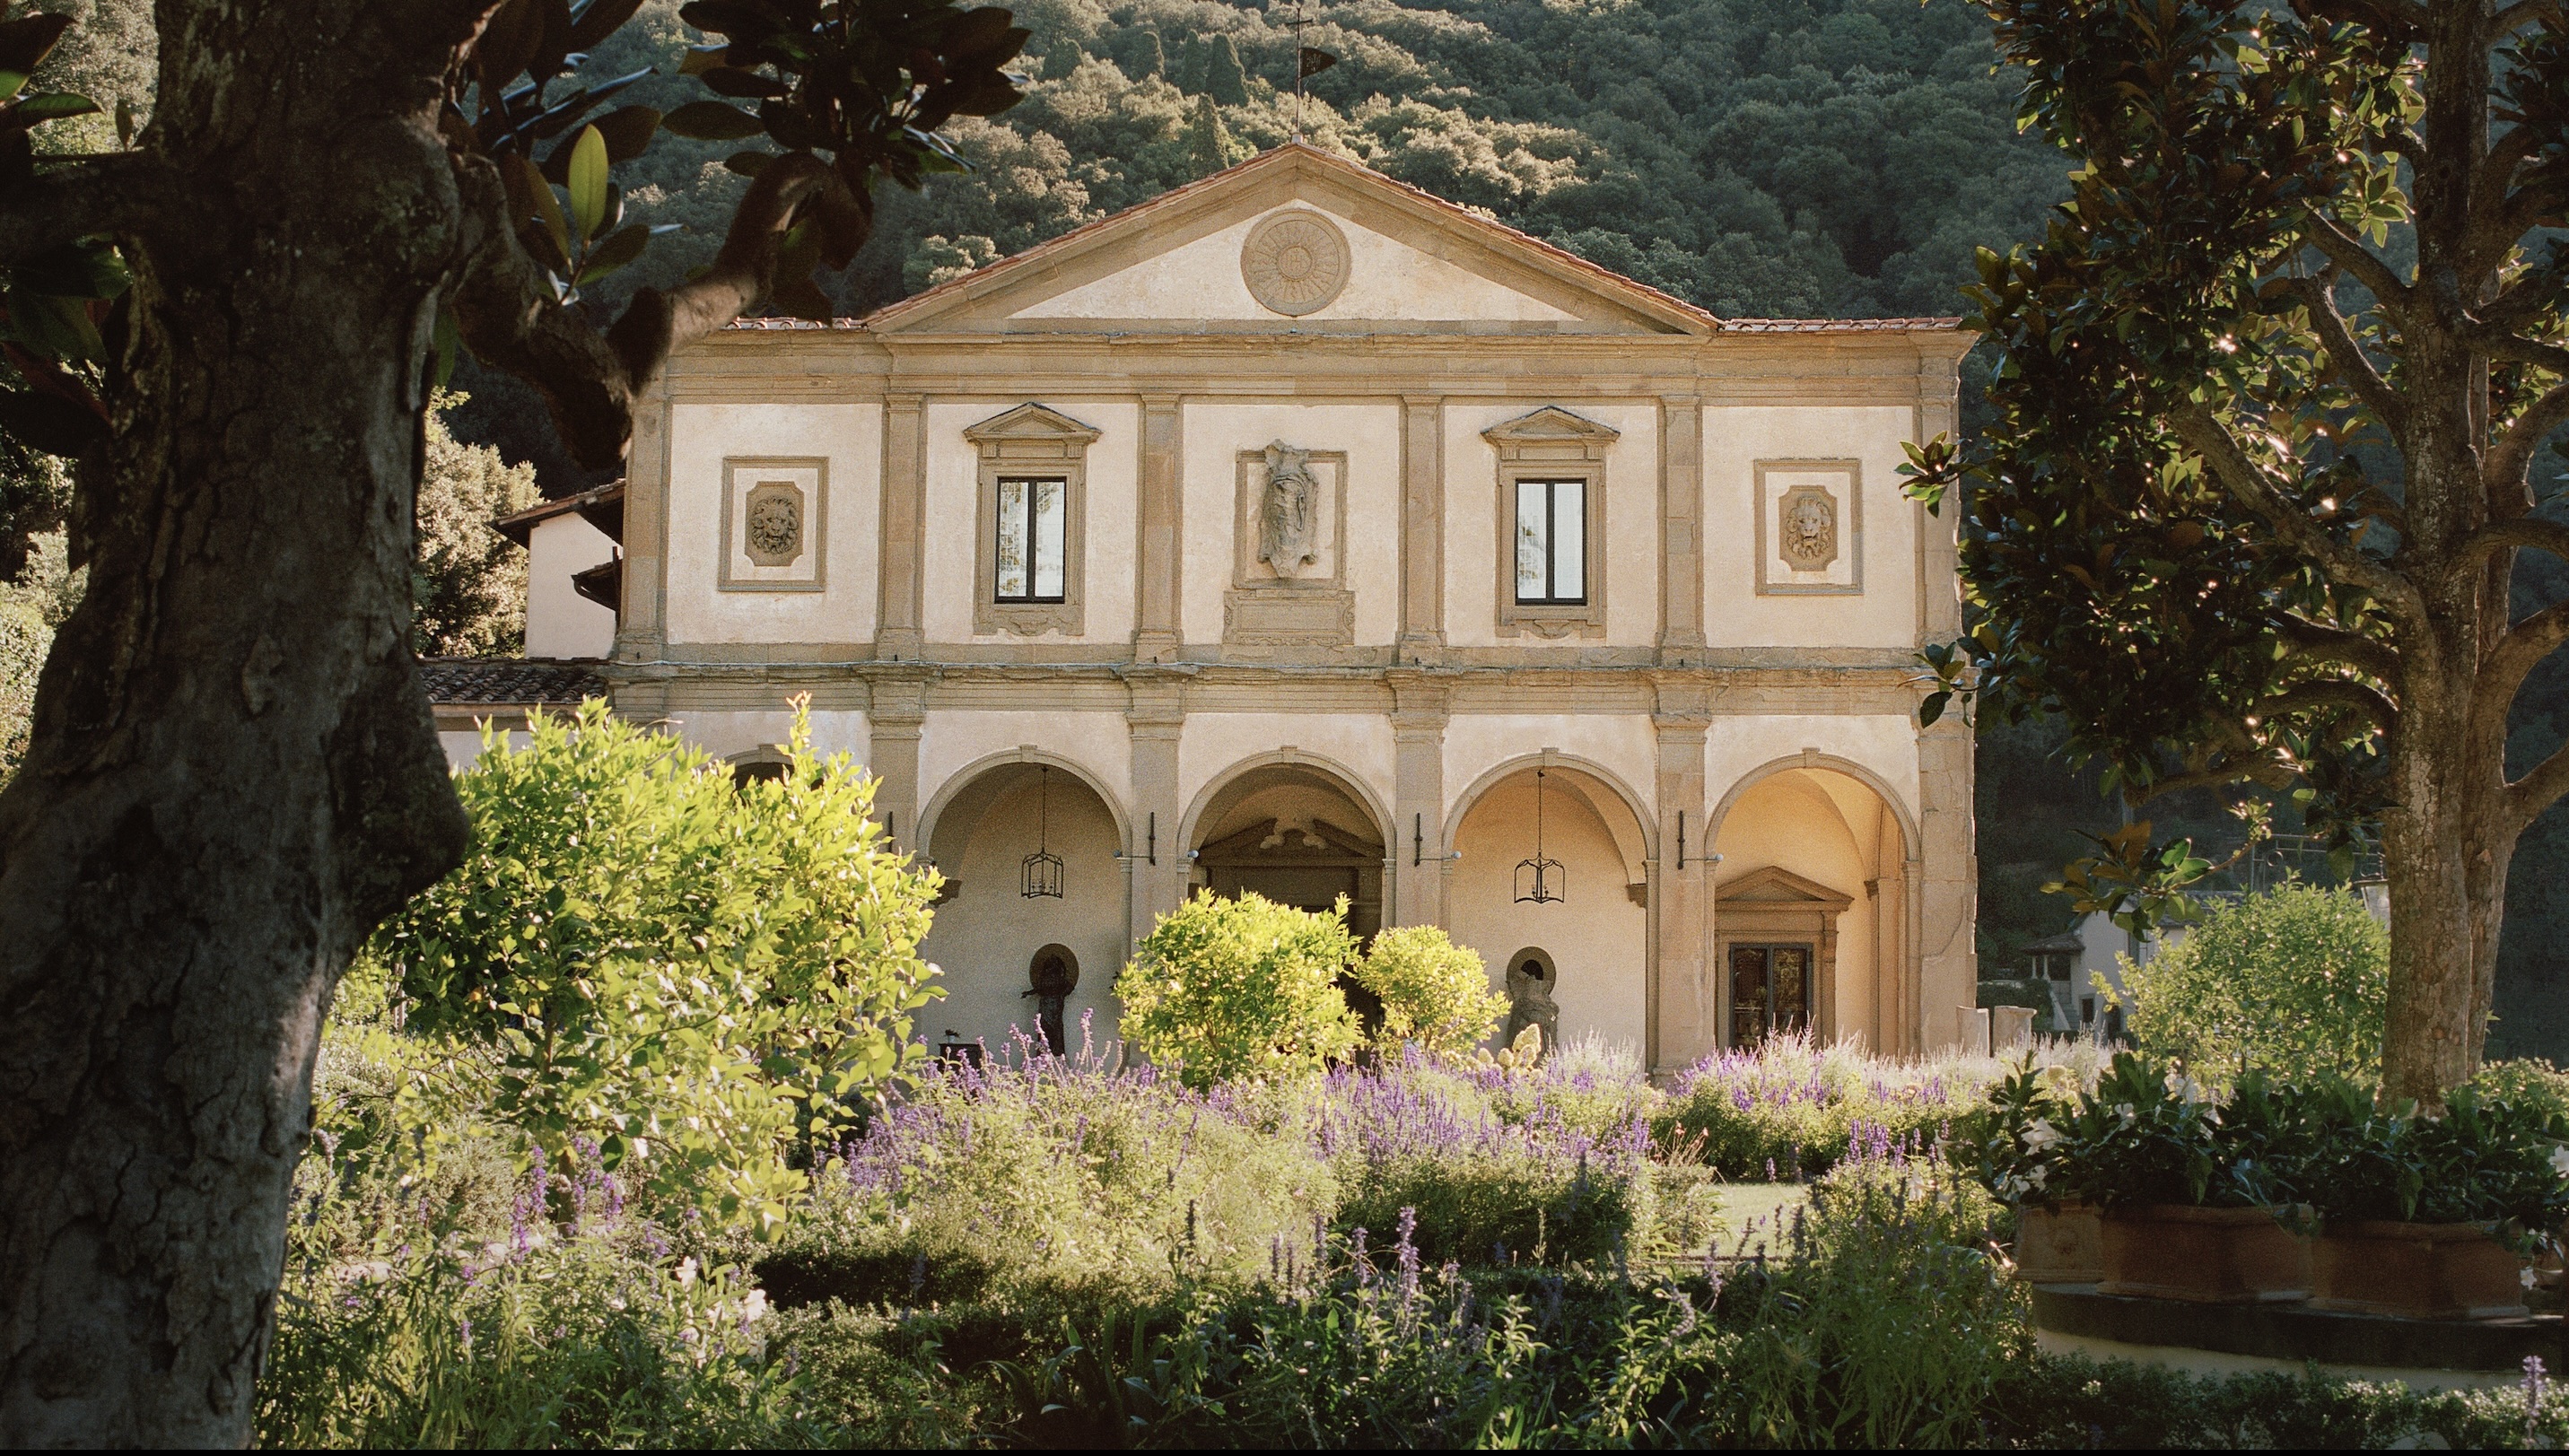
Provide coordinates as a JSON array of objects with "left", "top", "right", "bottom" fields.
[
  {"left": 1181, "top": 750, "right": 1394, "bottom": 938},
  {"left": 1705, "top": 751, "right": 1918, "bottom": 858},
  {"left": 914, "top": 752, "right": 1130, "bottom": 1054},
  {"left": 920, "top": 746, "right": 1132, "bottom": 869},
  {"left": 725, "top": 745, "right": 791, "bottom": 786},
  {"left": 1442, "top": 751, "right": 1657, "bottom": 881},
  {"left": 1705, "top": 752, "right": 1918, "bottom": 1054},
  {"left": 1442, "top": 755, "right": 1655, "bottom": 1058}
]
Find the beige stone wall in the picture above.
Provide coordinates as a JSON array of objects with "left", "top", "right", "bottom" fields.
[
  {"left": 1448, "top": 778, "right": 1649, "bottom": 1052},
  {"left": 1702, "top": 404, "right": 1919, "bottom": 649},
  {"left": 656, "top": 707, "right": 873, "bottom": 763},
  {"left": 1440, "top": 402, "right": 1661, "bottom": 649},
  {"left": 1012, "top": 204, "right": 1581, "bottom": 325},
  {"left": 1710, "top": 772, "right": 1883, "bottom": 1044},
  {"left": 922, "top": 399, "right": 1140, "bottom": 645},
  {"left": 919, "top": 710, "right": 1133, "bottom": 815},
  {"left": 524, "top": 514, "right": 618, "bottom": 659},
  {"left": 1176, "top": 712, "right": 1398, "bottom": 836},
  {"left": 1178, "top": 402, "right": 1404, "bottom": 648},
  {"left": 916, "top": 771, "right": 1128, "bottom": 1054},
  {"left": 663, "top": 402, "right": 882, "bottom": 646}
]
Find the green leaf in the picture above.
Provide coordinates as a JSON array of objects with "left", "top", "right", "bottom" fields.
[
  {"left": 660, "top": 100, "right": 765, "bottom": 141},
  {"left": 565, "top": 124, "right": 608, "bottom": 241},
  {"left": 430, "top": 303, "right": 459, "bottom": 391},
  {"left": 1918, "top": 691, "right": 1951, "bottom": 728},
  {"left": 4, "top": 287, "right": 102, "bottom": 362},
  {"left": 12, "top": 91, "right": 96, "bottom": 122},
  {"left": 575, "top": 222, "right": 650, "bottom": 285}
]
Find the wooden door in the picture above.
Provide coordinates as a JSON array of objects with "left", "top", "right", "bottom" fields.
[{"left": 1729, "top": 946, "right": 1769, "bottom": 1047}]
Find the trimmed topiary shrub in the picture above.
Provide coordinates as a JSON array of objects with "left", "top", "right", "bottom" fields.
[
  {"left": 1350, "top": 923, "right": 1508, "bottom": 1058},
  {"left": 1116, "top": 890, "right": 1362, "bottom": 1088}
]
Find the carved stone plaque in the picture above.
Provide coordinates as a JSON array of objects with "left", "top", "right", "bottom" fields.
[
  {"left": 744, "top": 481, "right": 805, "bottom": 567},
  {"left": 1777, "top": 484, "right": 1838, "bottom": 572},
  {"left": 1240, "top": 209, "right": 1350, "bottom": 316}
]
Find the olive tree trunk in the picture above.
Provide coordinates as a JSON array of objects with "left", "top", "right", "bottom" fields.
[{"left": 0, "top": 4, "right": 475, "bottom": 1442}]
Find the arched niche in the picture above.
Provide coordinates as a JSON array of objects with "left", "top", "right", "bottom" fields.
[
  {"left": 1182, "top": 752, "right": 1391, "bottom": 939},
  {"left": 1443, "top": 756, "right": 1654, "bottom": 1058},
  {"left": 1708, "top": 755, "right": 1916, "bottom": 1052},
  {"left": 915, "top": 754, "right": 1129, "bottom": 1056}
]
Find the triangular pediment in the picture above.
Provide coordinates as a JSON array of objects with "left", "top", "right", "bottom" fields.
[
  {"left": 862, "top": 144, "right": 1714, "bottom": 338},
  {"left": 1718, "top": 864, "right": 1854, "bottom": 911},
  {"left": 962, "top": 402, "right": 1100, "bottom": 445},
  {"left": 1482, "top": 406, "right": 1622, "bottom": 446}
]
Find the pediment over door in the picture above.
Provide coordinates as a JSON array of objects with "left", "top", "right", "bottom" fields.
[
  {"left": 861, "top": 143, "right": 1717, "bottom": 338},
  {"left": 1718, "top": 864, "right": 1855, "bottom": 912}
]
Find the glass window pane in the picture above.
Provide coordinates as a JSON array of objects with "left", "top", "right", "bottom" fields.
[
  {"left": 1516, "top": 479, "right": 1549, "bottom": 602},
  {"left": 1032, "top": 479, "right": 1066, "bottom": 600},
  {"left": 995, "top": 478, "right": 1028, "bottom": 600},
  {"left": 1552, "top": 482, "right": 1585, "bottom": 602}
]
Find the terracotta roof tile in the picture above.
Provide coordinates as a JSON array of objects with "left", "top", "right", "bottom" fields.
[
  {"left": 1721, "top": 317, "right": 1966, "bottom": 333},
  {"left": 422, "top": 658, "right": 607, "bottom": 707}
]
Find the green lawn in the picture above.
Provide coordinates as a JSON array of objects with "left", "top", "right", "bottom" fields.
[{"left": 1711, "top": 1182, "right": 1810, "bottom": 1249}]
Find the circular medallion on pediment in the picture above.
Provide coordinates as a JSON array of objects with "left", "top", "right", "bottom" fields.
[{"left": 1240, "top": 209, "right": 1350, "bottom": 316}]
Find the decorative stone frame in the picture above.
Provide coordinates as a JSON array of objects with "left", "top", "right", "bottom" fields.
[
  {"left": 1714, "top": 864, "right": 1853, "bottom": 1045},
  {"left": 1752, "top": 458, "right": 1864, "bottom": 596},
  {"left": 717, "top": 457, "right": 826, "bottom": 592},
  {"left": 1225, "top": 447, "right": 1354, "bottom": 649},
  {"left": 1485, "top": 406, "right": 1619, "bottom": 639},
  {"left": 966, "top": 403, "right": 1099, "bottom": 636}
]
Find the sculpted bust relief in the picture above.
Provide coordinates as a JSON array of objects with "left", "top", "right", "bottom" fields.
[
  {"left": 744, "top": 481, "right": 804, "bottom": 567},
  {"left": 1257, "top": 440, "right": 1322, "bottom": 578},
  {"left": 1779, "top": 485, "right": 1838, "bottom": 571}
]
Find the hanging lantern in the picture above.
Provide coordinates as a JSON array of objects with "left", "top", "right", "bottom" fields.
[
  {"left": 1515, "top": 767, "right": 1565, "bottom": 904},
  {"left": 1021, "top": 765, "right": 1064, "bottom": 899}
]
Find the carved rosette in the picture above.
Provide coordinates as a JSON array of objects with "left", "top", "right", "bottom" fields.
[
  {"left": 1778, "top": 484, "right": 1839, "bottom": 572},
  {"left": 1240, "top": 209, "right": 1350, "bottom": 316},
  {"left": 744, "top": 481, "right": 805, "bottom": 566}
]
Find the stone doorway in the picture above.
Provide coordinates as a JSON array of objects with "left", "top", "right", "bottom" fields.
[{"left": 1728, "top": 943, "right": 1813, "bottom": 1047}]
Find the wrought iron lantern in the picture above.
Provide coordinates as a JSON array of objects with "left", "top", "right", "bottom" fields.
[
  {"left": 1021, "top": 765, "right": 1065, "bottom": 899},
  {"left": 1515, "top": 767, "right": 1565, "bottom": 904}
]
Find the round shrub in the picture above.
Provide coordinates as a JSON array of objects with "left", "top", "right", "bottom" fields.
[
  {"left": 1117, "top": 890, "right": 1362, "bottom": 1088},
  {"left": 1350, "top": 924, "right": 1507, "bottom": 1057},
  {"left": 2109, "top": 884, "right": 2387, "bottom": 1084}
]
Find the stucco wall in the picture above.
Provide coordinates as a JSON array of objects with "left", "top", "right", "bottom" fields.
[
  {"left": 1441, "top": 402, "right": 1662, "bottom": 649},
  {"left": 1448, "top": 780, "right": 1649, "bottom": 1052},
  {"left": 916, "top": 772, "right": 1127, "bottom": 1054},
  {"left": 1441, "top": 715, "right": 1660, "bottom": 827},
  {"left": 1706, "top": 714, "right": 1919, "bottom": 829},
  {"left": 1702, "top": 404, "right": 1919, "bottom": 650},
  {"left": 524, "top": 514, "right": 617, "bottom": 658},
  {"left": 654, "top": 707, "right": 872, "bottom": 763},
  {"left": 664, "top": 401, "right": 882, "bottom": 646},
  {"left": 1012, "top": 204, "right": 1580, "bottom": 324},
  {"left": 1178, "top": 402, "right": 1403, "bottom": 647},
  {"left": 922, "top": 399, "right": 1140, "bottom": 645},
  {"left": 918, "top": 711, "right": 1134, "bottom": 829},
  {"left": 1711, "top": 772, "right": 1883, "bottom": 1043},
  {"left": 1176, "top": 712, "right": 1398, "bottom": 836}
]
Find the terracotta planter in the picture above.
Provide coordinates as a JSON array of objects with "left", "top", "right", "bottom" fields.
[
  {"left": 2311, "top": 1221, "right": 2529, "bottom": 1321},
  {"left": 2014, "top": 1201, "right": 2103, "bottom": 1284},
  {"left": 2098, "top": 1204, "right": 2310, "bottom": 1303}
]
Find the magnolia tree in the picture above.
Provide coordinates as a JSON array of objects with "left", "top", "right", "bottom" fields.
[
  {"left": 0, "top": 0, "right": 1026, "bottom": 1442},
  {"left": 1909, "top": 0, "right": 2569, "bottom": 1106}
]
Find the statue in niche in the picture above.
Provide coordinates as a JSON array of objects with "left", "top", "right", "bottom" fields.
[
  {"left": 1501, "top": 956, "right": 1560, "bottom": 1064},
  {"left": 1023, "top": 949, "right": 1078, "bottom": 1056},
  {"left": 1257, "top": 440, "right": 1322, "bottom": 578}
]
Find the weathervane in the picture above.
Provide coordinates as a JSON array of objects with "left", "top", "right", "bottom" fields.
[{"left": 1291, "top": 1, "right": 1336, "bottom": 143}]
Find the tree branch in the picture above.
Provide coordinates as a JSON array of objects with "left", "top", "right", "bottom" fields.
[
  {"left": 0, "top": 154, "right": 175, "bottom": 264},
  {"left": 2302, "top": 212, "right": 2413, "bottom": 321},
  {"left": 2286, "top": 272, "right": 2407, "bottom": 438},
  {"left": 2483, "top": 595, "right": 2569, "bottom": 731},
  {"left": 2486, "top": 379, "right": 2569, "bottom": 501},
  {"left": 2279, "top": 615, "right": 2401, "bottom": 681},
  {"left": 446, "top": 150, "right": 832, "bottom": 474},
  {"left": 2509, "top": 733, "right": 2569, "bottom": 834},
  {"left": 2463, "top": 126, "right": 2544, "bottom": 283},
  {"left": 2259, "top": 676, "right": 2400, "bottom": 735},
  {"left": 2170, "top": 400, "right": 2430, "bottom": 627},
  {"left": 2495, "top": 0, "right": 2563, "bottom": 32}
]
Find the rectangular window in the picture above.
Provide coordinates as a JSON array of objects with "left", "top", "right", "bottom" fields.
[
  {"left": 993, "top": 477, "right": 1067, "bottom": 603},
  {"left": 1514, "top": 478, "right": 1586, "bottom": 605}
]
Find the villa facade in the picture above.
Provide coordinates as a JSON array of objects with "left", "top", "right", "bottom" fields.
[{"left": 469, "top": 144, "right": 1980, "bottom": 1068}]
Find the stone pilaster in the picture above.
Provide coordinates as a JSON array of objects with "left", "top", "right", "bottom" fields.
[
  {"left": 1134, "top": 395, "right": 1184, "bottom": 663},
  {"left": 1916, "top": 357, "right": 1963, "bottom": 645},
  {"left": 1397, "top": 396, "right": 1446, "bottom": 665},
  {"left": 1125, "top": 671, "right": 1187, "bottom": 946},
  {"left": 1388, "top": 671, "right": 1449, "bottom": 926},
  {"left": 878, "top": 393, "right": 926, "bottom": 660},
  {"left": 615, "top": 384, "right": 670, "bottom": 661},
  {"left": 867, "top": 672, "right": 927, "bottom": 854},
  {"left": 1917, "top": 712, "right": 1977, "bottom": 1049},
  {"left": 1657, "top": 393, "right": 1705, "bottom": 661},
  {"left": 1651, "top": 682, "right": 1712, "bottom": 1070}
]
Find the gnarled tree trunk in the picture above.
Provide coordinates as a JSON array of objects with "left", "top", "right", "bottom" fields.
[{"left": 0, "top": 4, "right": 474, "bottom": 1443}]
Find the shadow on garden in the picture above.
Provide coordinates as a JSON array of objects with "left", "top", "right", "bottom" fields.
[{"left": 259, "top": 703, "right": 2569, "bottom": 1448}]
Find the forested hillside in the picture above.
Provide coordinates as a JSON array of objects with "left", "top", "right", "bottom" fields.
[{"left": 19, "top": 0, "right": 2569, "bottom": 1051}]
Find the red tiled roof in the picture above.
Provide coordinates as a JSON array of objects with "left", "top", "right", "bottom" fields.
[
  {"left": 422, "top": 658, "right": 607, "bottom": 707},
  {"left": 490, "top": 482, "right": 626, "bottom": 548},
  {"left": 1722, "top": 317, "right": 1966, "bottom": 333}
]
